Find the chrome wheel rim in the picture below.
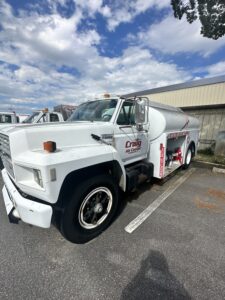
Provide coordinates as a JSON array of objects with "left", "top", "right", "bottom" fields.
[
  {"left": 186, "top": 149, "right": 192, "bottom": 165},
  {"left": 78, "top": 187, "right": 113, "bottom": 229}
]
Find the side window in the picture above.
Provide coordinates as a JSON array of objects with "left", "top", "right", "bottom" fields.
[
  {"left": 50, "top": 113, "right": 59, "bottom": 122},
  {"left": 5, "top": 115, "right": 12, "bottom": 123},
  {"left": 117, "top": 101, "right": 135, "bottom": 125}
]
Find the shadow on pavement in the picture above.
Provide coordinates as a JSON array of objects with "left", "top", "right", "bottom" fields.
[{"left": 121, "top": 250, "right": 191, "bottom": 300}]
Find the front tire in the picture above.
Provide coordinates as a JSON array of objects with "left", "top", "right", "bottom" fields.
[{"left": 60, "top": 174, "right": 119, "bottom": 243}]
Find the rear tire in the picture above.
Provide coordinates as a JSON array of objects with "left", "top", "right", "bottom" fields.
[
  {"left": 60, "top": 174, "right": 119, "bottom": 243},
  {"left": 183, "top": 145, "right": 193, "bottom": 169}
]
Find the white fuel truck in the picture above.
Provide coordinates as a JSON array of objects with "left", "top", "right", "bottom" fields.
[{"left": 0, "top": 96, "right": 199, "bottom": 243}]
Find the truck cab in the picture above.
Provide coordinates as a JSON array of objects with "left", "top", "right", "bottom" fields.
[
  {"left": 22, "top": 109, "right": 65, "bottom": 124},
  {"left": 0, "top": 96, "right": 199, "bottom": 243},
  {"left": 0, "top": 112, "right": 19, "bottom": 129}
]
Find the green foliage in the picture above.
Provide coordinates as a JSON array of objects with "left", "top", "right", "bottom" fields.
[{"left": 171, "top": 0, "right": 225, "bottom": 40}]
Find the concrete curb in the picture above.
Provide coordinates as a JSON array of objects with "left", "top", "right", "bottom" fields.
[
  {"left": 212, "top": 167, "right": 225, "bottom": 174},
  {"left": 194, "top": 159, "right": 225, "bottom": 168}
]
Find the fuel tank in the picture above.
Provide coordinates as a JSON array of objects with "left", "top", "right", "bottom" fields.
[{"left": 147, "top": 102, "right": 199, "bottom": 141}]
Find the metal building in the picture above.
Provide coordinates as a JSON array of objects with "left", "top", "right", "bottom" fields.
[{"left": 123, "top": 75, "right": 225, "bottom": 150}]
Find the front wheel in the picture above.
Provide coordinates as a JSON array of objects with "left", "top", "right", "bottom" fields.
[{"left": 60, "top": 174, "right": 119, "bottom": 243}]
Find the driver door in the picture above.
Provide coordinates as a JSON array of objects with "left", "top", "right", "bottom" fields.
[{"left": 113, "top": 100, "right": 149, "bottom": 165}]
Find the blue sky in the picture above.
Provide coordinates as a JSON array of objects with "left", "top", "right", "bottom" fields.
[{"left": 0, "top": 0, "right": 225, "bottom": 113}]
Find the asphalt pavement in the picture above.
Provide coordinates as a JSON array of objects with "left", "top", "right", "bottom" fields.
[{"left": 0, "top": 163, "right": 225, "bottom": 300}]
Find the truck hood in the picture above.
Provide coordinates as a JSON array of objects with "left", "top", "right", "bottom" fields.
[
  {"left": 0, "top": 122, "right": 32, "bottom": 131},
  {"left": 2, "top": 121, "right": 114, "bottom": 157},
  {"left": 0, "top": 123, "right": 16, "bottom": 130}
]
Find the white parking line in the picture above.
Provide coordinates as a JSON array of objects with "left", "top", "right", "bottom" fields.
[{"left": 125, "top": 168, "right": 196, "bottom": 234}]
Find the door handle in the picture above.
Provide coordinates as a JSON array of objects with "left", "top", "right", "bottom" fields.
[{"left": 119, "top": 125, "right": 132, "bottom": 129}]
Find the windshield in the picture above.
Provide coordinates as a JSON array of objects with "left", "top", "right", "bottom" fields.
[
  {"left": 0, "top": 114, "right": 12, "bottom": 124},
  {"left": 23, "top": 112, "right": 40, "bottom": 123},
  {"left": 68, "top": 99, "right": 118, "bottom": 122}
]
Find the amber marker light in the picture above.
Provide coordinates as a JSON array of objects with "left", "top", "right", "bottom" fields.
[
  {"left": 43, "top": 141, "right": 57, "bottom": 153},
  {"left": 103, "top": 93, "right": 110, "bottom": 98},
  {"left": 42, "top": 108, "right": 49, "bottom": 113}
]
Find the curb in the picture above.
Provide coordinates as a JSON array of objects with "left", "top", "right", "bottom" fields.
[
  {"left": 194, "top": 159, "right": 225, "bottom": 168},
  {"left": 212, "top": 167, "right": 225, "bottom": 174}
]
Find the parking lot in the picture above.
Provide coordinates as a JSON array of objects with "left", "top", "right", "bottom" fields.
[{"left": 0, "top": 163, "right": 225, "bottom": 300}]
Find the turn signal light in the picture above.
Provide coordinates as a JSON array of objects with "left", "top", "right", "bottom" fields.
[{"left": 43, "top": 141, "right": 57, "bottom": 153}]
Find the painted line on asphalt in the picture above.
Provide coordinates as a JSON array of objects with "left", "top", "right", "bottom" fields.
[{"left": 124, "top": 168, "right": 196, "bottom": 234}]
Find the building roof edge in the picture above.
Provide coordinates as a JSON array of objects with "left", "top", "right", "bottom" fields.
[{"left": 122, "top": 75, "right": 225, "bottom": 97}]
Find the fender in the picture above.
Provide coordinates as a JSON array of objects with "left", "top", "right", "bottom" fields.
[
  {"left": 13, "top": 144, "right": 126, "bottom": 204},
  {"left": 111, "top": 148, "right": 126, "bottom": 191}
]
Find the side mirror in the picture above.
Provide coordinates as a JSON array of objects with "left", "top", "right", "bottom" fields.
[{"left": 135, "top": 98, "right": 148, "bottom": 130}]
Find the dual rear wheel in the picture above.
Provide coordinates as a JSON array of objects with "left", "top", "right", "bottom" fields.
[{"left": 183, "top": 144, "right": 194, "bottom": 169}]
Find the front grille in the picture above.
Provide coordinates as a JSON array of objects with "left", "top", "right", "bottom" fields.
[
  {"left": 0, "top": 133, "right": 11, "bottom": 158},
  {"left": 0, "top": 133, "right": 14, "bottom": 178}
]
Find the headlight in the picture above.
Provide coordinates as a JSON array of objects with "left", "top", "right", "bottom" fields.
[{"left": 33, "top": 169, "right": 43, "bottom": 187}]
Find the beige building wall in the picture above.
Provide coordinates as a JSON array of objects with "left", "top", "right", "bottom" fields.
[
  {"left": 146, "top": 82, "right": 225, "bottom": 108},
  {"left": 184, "top": 108, "right": 225, "bottom": 150},
  {"left": 142, "top": 82, "right": 225, "bottom": 150}
]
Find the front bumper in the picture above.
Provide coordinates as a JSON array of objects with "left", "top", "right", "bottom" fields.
[{"left": 1, "top": 169, "right": 53, "bottom": 228}]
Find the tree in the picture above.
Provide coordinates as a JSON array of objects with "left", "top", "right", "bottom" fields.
[{"left": 171, "top": 0, "right": 225, "bottom": 40}]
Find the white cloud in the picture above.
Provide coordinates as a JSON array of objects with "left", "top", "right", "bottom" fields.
[
  {"left": 133, "top": 0, "right": 170, "bottom": 13},
  {"left": 75, "top": 0, "right": 103, "bottom": 14},
  {"left": 15, "top": 65, "right": 47, "bottom": 82},
  {"left": 0, "top": 0, "right": 201, "bottom": 113},
  {"left": 103, "top": 0, "right": 170, "bottom": 31},
  {"left": 0, "top": 3, "right": 101, "bottom": 72},
  {"left": 102, "top": 47, "right": 190, "bottom": 93},
  {"left": 206, "top": 61, "right": 225, "bottom": 77},
  {"left": 137, "top": 15, "right": 225, "bottom": 56},
  {"left": 0, "top": 45, "right": 191, "bottom": 113}
]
